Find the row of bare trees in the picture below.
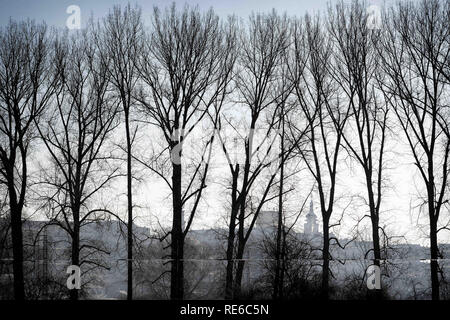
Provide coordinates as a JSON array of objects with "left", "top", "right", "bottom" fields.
[{"left": 0, "top": 0, "right": 449, "bottom": 300}]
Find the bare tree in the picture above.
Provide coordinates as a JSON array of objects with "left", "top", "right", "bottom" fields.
[
  {"left": 96, "top": 5, "right": 143, "bottom": 300},
  {"left": 134, "top": 4, "right": 236, "bottom": 299},
  {"left": 273, "top": 99, "right": 288, "bottom": 300},
  {"left": 218, "top": 11, "right": 304, "bottom": 299},
  {"left": 0, "top": 190, "right": 11, "bottom": 298},
  {"left": 260, "top": 208, "right": 321, "bottom": 299},
  {"left": 290, "top": 14, "right": 351, "bottom": 299},
  {"left": 327, "top": 1, "right": 389, "bottom": 297},
  {"left": 272, "top": 187, "right": 313, "bottom": 299},
  {"left": 36, "top": 30, "right": 120, "bottom": 300},
  {"left": 378, "top": 0, "right": 450, "bottom": 300},
  {"left": 0, "top": 20, "right": 56, "bottom": 300},
  {"left": 271, "top": 46, "right": 311, "bottom": 300}
]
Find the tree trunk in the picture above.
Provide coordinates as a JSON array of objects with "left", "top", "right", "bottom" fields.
[
  {"left": 430, "top": 212, "right": 440, "bottom": 300},
  {"left": 225, "top": 166, "right": 239, "bottom": 299},
  {"left": 273, "top": 212, "right": 282, "bottom": 299},
  {"left": 369, "top": 212, "right": 381, "bottom": 264},
  {"left": 170, "top": 162, "right": 184, "bottom": 300},
  {"left": 70, "top": 210, "right": 80, "bottom": 301},
  {"left": 273, "top": 143, "right": 284, "bottom": 300},
  {"left": 7, "top": 160, "right": 25, "bottom": 301},
  {"left": 365, "top": 175, "right": 381, "bottom": 266},
  {"left": 366, "top": 178, "right": 382, "bottom": 299},
  {"left": 321, "top": 215, "right": 330, "bottom": 300},
  {"left": 10, "top": 202, "right": 24, "bottom": 300},
  {"left": 233, "top": 169, "right": 249, "bottom": 299},
  {"left": 370, "top": 214, "right": 382, "bottom": 298},
  {"left": 427, "top": 160, "right": 440, "bottom": 300},
  {"left": 125, "top": 109, "right": 133, "bottom": 301},
  {"left": 233, "top": 138, "right": 252, "bottom": 299},
  {"left": 233, "top": 243, "right": 245, "bottom": 299},
  {"left": 279, "top": 230, "right": 287, "bottom": 299}
]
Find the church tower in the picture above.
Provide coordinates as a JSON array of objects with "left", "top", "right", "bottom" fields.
[{"left": 304, "top": 199, "right": 318, "bottom": 234}]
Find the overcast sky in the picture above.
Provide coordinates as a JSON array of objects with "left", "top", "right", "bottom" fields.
[
  {"left": 1, "top": 0, "right": 446, "bottom": 247},
  {"left": 0, "top": 0, "right": 387, "bottom": 27}
]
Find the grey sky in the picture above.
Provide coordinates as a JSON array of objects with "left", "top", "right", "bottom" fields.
[
  {"left": 0, "top": 0, "right": 382, "bottom": 28},
  {"left": 1, "top": 0, "right": 445, "bottom": 246}
]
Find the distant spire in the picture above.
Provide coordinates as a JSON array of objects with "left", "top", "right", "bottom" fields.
[
  {"left": 304, "top": 195, "right": 318, "bottom": 234},
  {"left": 307, "top": 197, "right": 315, "bottom": 217}
]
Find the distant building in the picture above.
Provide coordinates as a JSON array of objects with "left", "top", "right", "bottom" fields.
[
  {"left": 256, "top": 210, "right": 278, "bottom": 231},
  {"left": 304, "top": 200, "right": 319, "bottom": 234}
]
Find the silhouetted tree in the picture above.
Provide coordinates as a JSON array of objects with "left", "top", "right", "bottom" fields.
[
  {"left": 378, "top": 0, "right": 450, "bottom": 300},
  {"left": 134, "top": 4, "right": 235, "bottom": 299},
  {"left": 219, "top": 11, "right": 296, "bottom": 299},
  {"left": 96, "top": 5, "right": 143, "bottom": 300},
  {"left": 0, "top": 20, "right": 56, "bottom": 300},
  {"left": 290, "top": 14, "right": 351, "bottom": 299},
  {"left": 328, "top": 1, "right": 389, "bottom": 297},
  {"left": 36, "top": 29, "right": 120, "bottom": 300}
]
